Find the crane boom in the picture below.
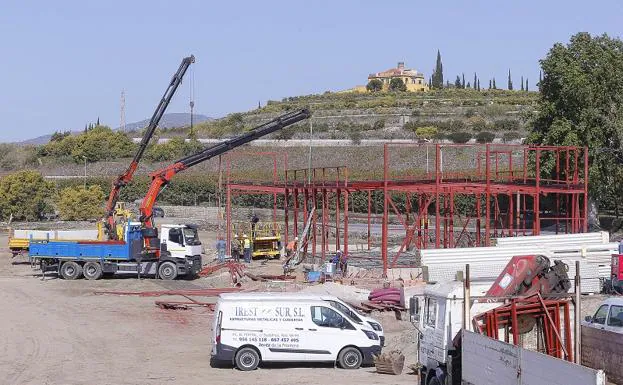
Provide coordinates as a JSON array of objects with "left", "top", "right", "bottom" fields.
[
  {"left": 104, "top": 55, "right": 195, "bottom": 238},
  {"left": 139, "top": 109, "right": 311, "bottom": 234}
]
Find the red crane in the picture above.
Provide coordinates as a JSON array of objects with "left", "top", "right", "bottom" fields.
[
  {"left": 137, "top": 109, "right": 311, "bottom": 256},
  {"left": 104, "top": 55, "right": 195, "bottom": 238}
]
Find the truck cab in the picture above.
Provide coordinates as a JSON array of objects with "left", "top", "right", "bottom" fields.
[
  {"left": 411, "top": 281, "right": 496, "bottom": 385},
  {"left": 159, "top": 224, "right": 203, "bottom": 259}
]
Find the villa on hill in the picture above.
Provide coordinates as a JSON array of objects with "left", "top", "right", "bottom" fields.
[{"left": 344, "top": 62, "right": 429, "bottom": 93}]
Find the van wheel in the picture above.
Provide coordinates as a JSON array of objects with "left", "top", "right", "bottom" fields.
[
  {"left": 158, "top": 262, "right": 178, "bottom": 280},
  {"left": 428, "top": 376, "right": 442, "bottom": 385},
  {"left": 60, "top": 261, "right": 83, "bottom": 280},
  {"left": 235, "top": 347, "right": 260, "bottom": 371},
  {"left": 83, "top": 261, "right": 103, "bottom": 280},
  {"left": 338, "top": 347, "right": 362, "bottom": 369}
]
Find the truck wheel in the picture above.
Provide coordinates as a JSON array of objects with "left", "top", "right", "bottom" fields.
[
  {"left": 235, "top": 347, "right": 260, "bottom": 371},
  {"left": 83, "top": 261, "right": 103, "bottom": 280},
  {"left": 158, "top": 261, "right": 178, "bottom": 280},
  {"left": 338, "top": 346, "right": 363, "bottom": 369},
  {"left": 60, "top": 261, "right": 83, "bottom": 280}
]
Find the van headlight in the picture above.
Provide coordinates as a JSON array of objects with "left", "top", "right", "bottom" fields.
[
  {"left": 363, "top": 330, "right": 379, "bottom": 340},
  {"left": 368, "top": 321, "right": 382, "bottom": 331}
]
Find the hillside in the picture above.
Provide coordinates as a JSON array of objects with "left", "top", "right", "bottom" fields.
[
  {"left": 194, "top": 89, "right": 538, "bottom": 141},
  {"left": 121, "top": 112, "right": 212, "bottom": 132}
]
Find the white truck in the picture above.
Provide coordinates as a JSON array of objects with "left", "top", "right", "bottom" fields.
[
  {"left": 411, "top": 280, "right": 605, "bottom": 385},
  {"left": 29, "top": 222, "right": 202, "bottom": 280}
]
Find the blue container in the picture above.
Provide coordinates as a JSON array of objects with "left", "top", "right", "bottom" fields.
[{"left": 307, "top": 271, "right": 321, "bottom": 282}]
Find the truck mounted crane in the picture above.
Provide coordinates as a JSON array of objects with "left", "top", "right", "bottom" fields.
[
  {"left": 28, "top": 109, "right": 310, "bottom": 280},
  {"left": 104, "top": 55, "right": 195, "bottom": 239}
]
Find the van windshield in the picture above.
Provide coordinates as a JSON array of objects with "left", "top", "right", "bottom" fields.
[{"left": 327, "top": 300, "right": 363, "bottom": 323}]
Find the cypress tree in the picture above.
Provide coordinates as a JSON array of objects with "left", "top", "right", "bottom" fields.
[
  {"left": 461, "top": 73, "right": 465, "bottom": 88},
  {"left": 493, "top": 78, "right": 497, "bottom": 89},
  {"left": 489, "top": 79, "right": 492, "bottom": 89},
  {"left": 507, "top": 69, "right": 513, "bottom": 90},
  {"left": 455, "top": 75, "right": 462, "bottom": 88},
  {"left": 473, "top": 73, "right": 477, "bottom": 90},
  {"left": 96, "top": 117, "right": 100, "bottom": 126},
  {"left": 539, "top": 70, "right": 542, "bottom": 85},
  {"left": 521, "top": 76, "right": 524, "bottom": 91},
  {"left": 477, "top": 79, "right": 480, "bottom": 91},
  {"left": 525, "top": 78, "right": 529, "bottom": 91},
  {"left": 446, "top": 80, "right": 450, "bottom": 88},
  {"left": 467, "top": 82, "right": 471, "bottom": 89},
  {"left": 432, "top": 50, "right": 444, "bottom": 89}
]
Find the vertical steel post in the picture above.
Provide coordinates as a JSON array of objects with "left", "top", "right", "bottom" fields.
[
  {"left": 382, "top": 144, "right": 389, "bottom": 276},
  {"left": 284, "top": 188, "right": 289, "bottom": 246},
  {"left": 583, "top": 147, "right": 589, "bottom": 232},
  {"left": 336, "top": 188, "right": 341, "bottom": 252},
  {"left": 367, "top": 190, "right": 371, "bottom": 251},
  {"left": 463, "top": 264, "right": 470, "bottom": 331},
  {"left": 435, "top": 145, "right": 441, "bottom": 248},
  {"left": 575, "top": 260, "right": 581, "bottom": 364},
  {"left": 535, "top": 148, "right": 541, "bottom": 234},
  {"left": 344, "top": 190, "right": 349, "bottom": 256},
  {"left": 485, "top": 144, "right": 491, "bottom": 245}
]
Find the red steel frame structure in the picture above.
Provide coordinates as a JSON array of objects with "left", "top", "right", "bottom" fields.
[{"left": 225, "top": 143, "right": 588, "bottom": 275}]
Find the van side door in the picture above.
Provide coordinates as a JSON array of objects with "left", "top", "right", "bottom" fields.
[{"left": 306, "top": 306, "right": 360, "bottom": 362}]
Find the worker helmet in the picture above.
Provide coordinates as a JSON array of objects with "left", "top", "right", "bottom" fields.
[
  {"left": 294, "top": 236, "right": 299, "bottom": 241},
  {"left": 243, "top": 233, "right": 248, "bottom": 238}
]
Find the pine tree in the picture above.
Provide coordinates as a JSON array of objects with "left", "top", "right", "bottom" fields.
[
  {"left": 525, "top": 78, "right": 529, "bottom": 91},
  {"left": 507, "top": 69, "right": 513, "bottom": 90},
  {"left": 489, "top": 79, "right": 492, "bottom": 89},
  {"left": 477, "top": 79, "right": 480, "bottom": 91},
  {"left": 521, "top": 76, "right": 524, "bottom": 91},
  {"left": 455, "top": 75, "right": 462, "bottom": 88},
  {"left": 431, "top": 50, "right": 444, "bottom": 89},
  {"left": 461, "top": 73, "right": 465, "bottom": 89},
  {"left": 493, "top": 78, "right": 497, "bottom": 89}
]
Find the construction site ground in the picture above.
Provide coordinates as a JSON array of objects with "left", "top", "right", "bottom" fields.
[{"left": 0, "top": 230, "right": 420, "bottom": 385}]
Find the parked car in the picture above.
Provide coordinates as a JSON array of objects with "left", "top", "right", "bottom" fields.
[
  {"left": 582, "top": 297, "right": 623, "bottom": 333},
  {"left": 152, "top": 207, "right": 165, "bottom": 218}
]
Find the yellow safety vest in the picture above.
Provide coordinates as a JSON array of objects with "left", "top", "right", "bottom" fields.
[{"left": 243, "top": 238, "right": 251, "bottom": 249}]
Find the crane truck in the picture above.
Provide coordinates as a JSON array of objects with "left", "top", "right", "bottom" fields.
[
  {"left": 411, "top": 254, "right": 571, "bottom": 385},
  {"left": 29, "top": 109, "right": 311, "bottom": 280}
]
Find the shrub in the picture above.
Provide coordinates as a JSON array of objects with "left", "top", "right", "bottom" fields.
[
  {"left": 438, "top": 119, "right": 466, "bottom": 132},
  {"left": 464, "top": 109, "right": 476, "bottom": 118},
  {"left": 502, "top": 131, "right": 521, "bottom": 143},
  {"left": 476, "top": 131, "right": 495, "bottom": 144},
  {"left": 348, "top": 130, "right": 362, "bottom": 145},
  {"left": 447, "top": 131, "right": 472, "bottom": 144},
  {"left": 415, "top": 126, "right": 438, "bottom": 141},
  {"left": 467, "top": 116, "right": 487, "bottom": 132},
  {"left": 373, "top": 120, "right": 386, "bottom": 130},
  {"left": 57, "top": 185, "right": 105, "bottom": 220},
  {"left": 494, "top": 118, "right": 520, "bottom": 131},
  {"left": 389, "top": 78, "right": 407, "bottom": 92},
  {"left": 0, "top": 170, "right": 54, "bottom": 220}
]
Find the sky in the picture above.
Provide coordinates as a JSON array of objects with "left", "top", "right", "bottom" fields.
[{"left": 0, "top": 0, "right": 621, "bottom": 142}]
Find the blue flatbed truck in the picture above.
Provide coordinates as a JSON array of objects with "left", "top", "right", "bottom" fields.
[{"left": 29, "top": 222, "right": 202, "bottom": 280}]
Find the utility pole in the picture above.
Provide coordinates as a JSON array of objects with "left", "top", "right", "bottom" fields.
[{"left": 120, "top": 90, "right": 126, "bottom": 131}]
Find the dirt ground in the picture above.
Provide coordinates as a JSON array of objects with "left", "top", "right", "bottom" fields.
[{"left": 0, "top": 232, "right": 417, "bottom": 385}]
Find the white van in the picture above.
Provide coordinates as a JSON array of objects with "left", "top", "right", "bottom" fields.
[
  {"left": 211, "top": 294, "right": 382, "bottom": 370},
  {"left": 217, "top": 292, "right": 385, "bottom": 346}
]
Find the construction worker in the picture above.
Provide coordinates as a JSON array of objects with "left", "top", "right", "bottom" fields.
[
  {"left": 286, "top": 236, "right": 298, "bottom": 258},
  {"left": 243, "top": 234, "right": 252, "bottom": 263},
  {"left": 251, "top": 213, "right": 259, "bottom": 239},
  {"left": 338, "top": 250, "right": 348, "bottom": 276},
  {"left": 215, "top": 235, "right": 226, "bottom": 263}
]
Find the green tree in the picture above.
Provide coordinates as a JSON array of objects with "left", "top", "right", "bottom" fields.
[
  {"left": 50, "top": 131, "right": 71, "bottom": 142},
  {"left": 366, "top": 79, "right": 383, "bottom": 92},
  {"left": 447, "top": 131, "right": 472, "bottom": 144},
  {"left": 489, "top": 79, "right": 492, "bottom": 89},
  {"left": 521, "top": 76, "right": 525, "bottom": 91},
  {"left": 415, "top": 126, "right": 438, "bottom": 141},
  {"left": 476, "top": 131, "right": 495, "bottom": 143},
  {"left": 57, "top": 185, "right": 105, "bottom": 220},
  {"left": 461, "top": 73, "right": 466, "bottom": 88},
  {"left": 507, "top": 69, "right": 513, "bottom": 90},
  {"left": 466, "top": 82, "right": 471, "bottom": 89},
  {"left": 477, "top": 79, "right": 481, "bottom": 91},
  {"left": 389, "top": 78, "right": 407, "bottom": 92},
  {"left": 474, "top": 73, "right": 478, "bottom": 90},
  {"left": 454, "top": 75, "right": 462, "bottom": 88},
  {"left": 0, "top": 170, "right": 53, "bottom": 220},
  {"left": 502, "top": 131, "right": 521, "bottom": 143},
  {"left": 431, "top": 50, "right": 444, "bottom": 89},
  {"left": 525, "top": 78, "right": 529, "bottom": 91},
  {"left": 528, "top": 32, "right": 623, "bottom": 217},
  {"left": 493, "top": 78, "right": 497, "bottom": 89}
]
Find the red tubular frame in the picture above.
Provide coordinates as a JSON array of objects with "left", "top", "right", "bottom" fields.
[{"left": 225, "top": 144, "right": 588, "bottom": 275}]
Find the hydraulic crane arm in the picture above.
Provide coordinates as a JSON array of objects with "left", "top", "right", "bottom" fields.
[
  {"left": 139, "top": 108, "right": 311, "bottom": 230},
  {"left": 104, "top": 55, "right": 195, "bottom": 238}
]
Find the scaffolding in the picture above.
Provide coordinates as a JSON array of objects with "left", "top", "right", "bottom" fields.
[{"left": 225, "top": 143, "right": 589, "bottom": 275}]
